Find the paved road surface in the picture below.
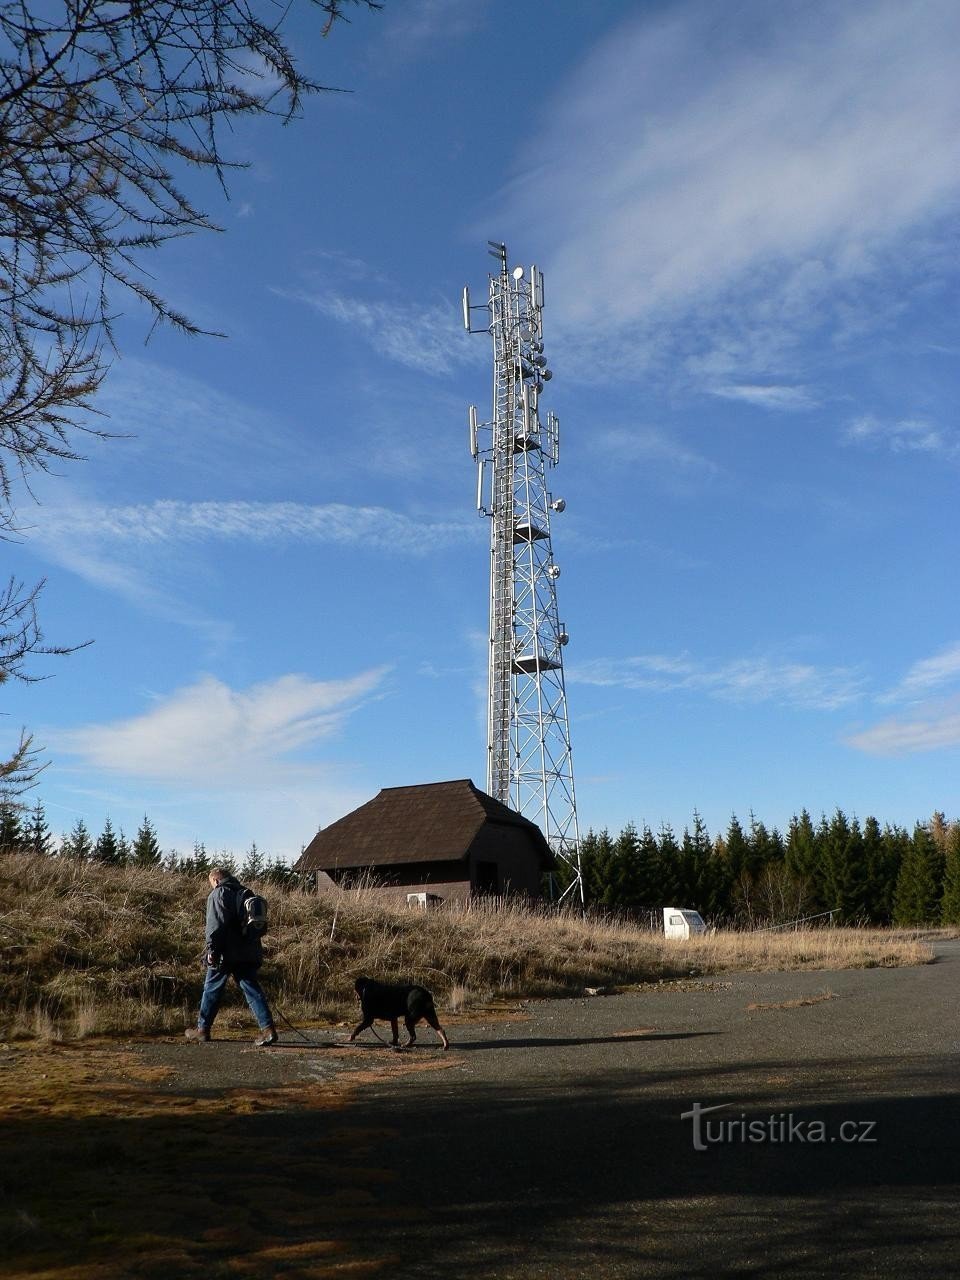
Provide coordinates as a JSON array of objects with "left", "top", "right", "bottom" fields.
[{"left": 148, "top": 944, "right": 960, "bottom": 1277}]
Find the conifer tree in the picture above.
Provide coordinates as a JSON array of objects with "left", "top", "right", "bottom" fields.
[
  {"left": 657, "top": 824, "right": 682, "bottom": 904},
  {"left": 131, "top": 816, "right": 162, "bottom": 866},
  {"left": 192, "top": 842, "right": 212, "bottom": 878},
  {"left": 875, "top": 825, "right": 909, "bottom": 923},
  {"left": 679, "top": 813, "right": 715, "bottom": 911},
  {"left": 0, "top": 801, "right": 23, "bottom": 854},
  {"left": 25, "top": 799, "right": 53, "bottom": 857},
  {"left": 893, "top": 824, "right": 943, "bottom": 925},
  {"left": 612, "top": 823, "right": 643, "bottom": 908},
  {"left": 721, "top": 815, "right": 751, "bottom": 884},
  {"left": 63, "top": 817, "right": 93, "bottom": 861},
  {"left": 635, "top": 824, "right": 665, "bottom": 909},
  {"left": 785, "top": 810, "right": 820, "bottom": 899},
  {"left": 861, "top": 816, "right": 887, "bottom": 923},
  {"left": 940, "top": 823, "right": 960, "bottom": 926},
  {"left": 820, "top": 811, "right": 872, "bottom": 923},
  {"left": 93, "top": 817, "right": 122, "bottom": 865},
  {"left": 241, "top": 842, "right": 266, "bottom": 883}
]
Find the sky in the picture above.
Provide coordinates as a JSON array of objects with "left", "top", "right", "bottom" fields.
[{"left": 5, "top": 0, "right": 960, "bottom": 859}]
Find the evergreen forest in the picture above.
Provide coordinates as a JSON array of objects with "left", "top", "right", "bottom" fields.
[{"left": 3, "top": 799, "right": 960, "bottom": 927}]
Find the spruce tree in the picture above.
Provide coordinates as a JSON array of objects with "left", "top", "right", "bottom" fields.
[
  {"left": 785, "top": 810, "right": 819, "bottom": 897},
  {"left": 678, "top": 813, "right": 714, "bottom": 911},
  {"left": 131, "top": 815, "right": 162, "bottom": 866},
  {"left": 635, "top": 824, "right": 665, "bottom": 910},
  {"left": 63, "top": 818, "right": 93, "bottom": 861},
  {"left": 861, "top": 816, "right": 886, "bottom": 923},
  {"left": 940, "top": 824, "right": 960, "bottom": 926},
  {"left": 192, "top": 841, "right": 211, "bottom": 878},
  {"left": 893, "top": 824, "right": 943, "bottom": 925},
  {"left": 0, "top": 801, "right": 23, "bottom": 854},
  {"left": 820, "top": 811, "right": 871, "bottom": 923},
  {"left": 25, "top": 799, "right": 53, "bottom": 857},
  {"left": 240, "top": 841, "right": 266, "bottom": 883},
  {"left": 612, "top": 823, "right": 643, "bottom": 908},
  {"left": 657, "top": 824, "right": 682, "bottom": 904},
  {"left": 93, "top": 817, "right": 121, "bottom": 865}
]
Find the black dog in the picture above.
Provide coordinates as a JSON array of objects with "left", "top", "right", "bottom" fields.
[{"left": 349, "top": 977, "right": 449, "bottom": 1050}]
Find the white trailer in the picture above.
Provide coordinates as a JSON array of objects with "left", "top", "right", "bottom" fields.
[{"left": 662, "top": 907, "right": 707, "bottom": 939}]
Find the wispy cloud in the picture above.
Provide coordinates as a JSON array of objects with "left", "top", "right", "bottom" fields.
[
  {"left": 40, "top": 499, "right": 477, "bottom": 555},
  {"left": 887, "top": 644, "right": 960, "bottom": 702},
  {"left": 846, "top": 698, "right": 960, "bottom": 756},
  {"left": 571, "top": 651, "right": 865, "bottom": 712},
  {"left": 279, "top": 288, "right": 475, "bottom": 375},
  {"left": 53, "top": 669, "right": 389, "bottom": 783},
  {"left": 372, "top": 0, "right": 486, "bottom": 67},
  {"left": 842, "top": 414, "right": 952, "bottom": 455},
  {"left": 710, "top": 384, "right": 816, "bottom": 412},
  {"left": 497, "top": 0, "right": 960, "bottom": 387},
  {"left": 845, "top": 641, "right": 960, "bottom": 754},
  {"left": 599, "top": 427, "right": 719, "bottom": 478}
]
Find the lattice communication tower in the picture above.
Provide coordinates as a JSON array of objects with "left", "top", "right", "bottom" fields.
[{"left": 463, "top": 243, "right": 583, "bottom": 905}]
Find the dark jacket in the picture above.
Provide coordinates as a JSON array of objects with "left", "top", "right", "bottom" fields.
[{"left": 205, "top": 876, "right": 263, "bottom": 967}]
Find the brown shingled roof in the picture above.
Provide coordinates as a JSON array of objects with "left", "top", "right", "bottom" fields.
[{"left": 294, "top": 778, "right": 551, "bottom": 872}]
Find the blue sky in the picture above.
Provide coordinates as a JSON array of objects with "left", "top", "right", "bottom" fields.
[{"left": 6, "top": 0, "right": 960, "bottom": 858}]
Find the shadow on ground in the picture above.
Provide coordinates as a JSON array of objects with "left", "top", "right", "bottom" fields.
[{"left": 3, "top": 1048, "right": 958, "bottom": 1278}]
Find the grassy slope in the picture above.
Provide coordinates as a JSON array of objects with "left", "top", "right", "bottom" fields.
[{"left": 0, "top": 852, "right": 936, "bottom": 1040}]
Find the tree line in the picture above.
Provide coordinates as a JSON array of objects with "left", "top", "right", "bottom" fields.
[
  {"left": 5, "top": 799, "right": 960, "bottom": 926},
  {"left": 0, "top": 801, "right": 302, "bottom": 888},
  {"left": 570, "top": 808, "right": 960, "bottom": 927}
]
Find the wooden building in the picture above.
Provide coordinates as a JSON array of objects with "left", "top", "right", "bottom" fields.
[{"left": 294, "top": 778, "right": 551, "bottom": 903}]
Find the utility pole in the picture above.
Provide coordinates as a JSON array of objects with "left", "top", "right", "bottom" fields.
[{"left": 464, "top": 243, "right": 583, "bottom": 905}]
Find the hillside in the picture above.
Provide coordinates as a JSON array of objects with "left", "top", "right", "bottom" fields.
[{"left": 0, "top": 852, "right": 935, "bottom": 1040}]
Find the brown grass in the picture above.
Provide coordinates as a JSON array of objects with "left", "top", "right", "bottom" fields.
[{"left": 0, "top": 852, "right": 936, "bottom": 1041}]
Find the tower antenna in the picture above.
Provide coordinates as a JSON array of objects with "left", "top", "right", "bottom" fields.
[{"left": 463, "top": 246, "right": 584, "bottom": 906}]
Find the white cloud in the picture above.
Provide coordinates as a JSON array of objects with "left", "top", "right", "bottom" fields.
[
  {"left": 279, "top": 288, "right": 476, "bottom": 375},
  {"left": 599, "top": 427, "right": 719, "bottom": 478},
  {"left": 372, "top": 0, "right": 485, "bottom": 66},
  {"left": 846, "top": 698, "right": 960, "bottom": 756},
  {"left": 710, "top": 385, "right": 816, "bottom": 412},
  {"left": 40, "top": 499, "right": 477, "bottom": 555},
  {"left": 891, "top": 644, "right": 960, "bottom": 701},
  {"left": 53, "top": 669, "right": 389, "bottom": 783},
  {"left": 842, "top": 415, "right": 951, "bottom": 455},
  {"left": 497, "top": 0, "right": 960, "bottom": 385},
  {"left": 571, "top": 652, "right": 864, "bottom": 712}
]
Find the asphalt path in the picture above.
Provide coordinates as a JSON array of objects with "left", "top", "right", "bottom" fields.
[{"left": 146, "top": 943, "right": 960, "bottom": 1278}]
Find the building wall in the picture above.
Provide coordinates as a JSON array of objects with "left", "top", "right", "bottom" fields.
[
  {"left": 309, "top": 829, "right": 546, "bottom": 903},
  {"left": 468, "top": 824, "right": 546, "bottom": 898},
  {"left": 315, "top": 861, "right": 471, "bottom": 905}
]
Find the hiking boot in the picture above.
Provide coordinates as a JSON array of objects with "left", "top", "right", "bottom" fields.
[
  {"left": 184, "top": 1026, "right": 210, "bottom": 1043},
  {"left": 255, "top": 1026, "right": 278, "bottom": 1047}
]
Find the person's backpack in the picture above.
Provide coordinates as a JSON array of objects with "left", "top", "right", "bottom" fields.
[{"left": 237, "top": 886, "right": 268, "bottom": 936}]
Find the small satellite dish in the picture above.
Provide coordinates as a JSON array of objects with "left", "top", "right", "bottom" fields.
[
  {"left": 542, "top": 369, "right": 552, "bottom": 381},
  {"left": 551, "top": 498, "right": 565, "bottom": 513},
  {"left": 512, "top": 266, "right": 525, "bottom": 280}
]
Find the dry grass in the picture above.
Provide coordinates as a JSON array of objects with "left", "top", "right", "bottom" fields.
[{"left": 0, "top": 852, "right": 936, "bottom": 1041}]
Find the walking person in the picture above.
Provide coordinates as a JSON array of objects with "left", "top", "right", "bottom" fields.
[{"left": 185, "top": 866, "right": 278, "bottom": 1046}]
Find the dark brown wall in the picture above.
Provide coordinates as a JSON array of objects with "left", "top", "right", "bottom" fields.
[{"left": 468, "top": 824, "right": 545, "bottom": 898}]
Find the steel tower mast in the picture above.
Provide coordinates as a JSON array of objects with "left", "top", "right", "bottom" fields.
[{"left": 463, "top": 242, "right": 583, "bottom": 905}]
